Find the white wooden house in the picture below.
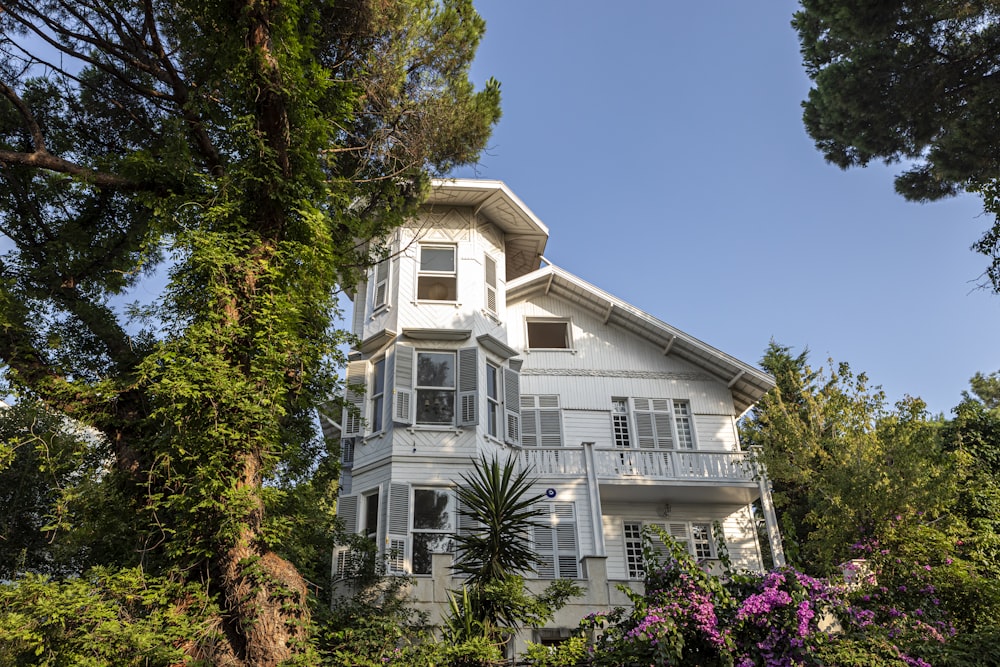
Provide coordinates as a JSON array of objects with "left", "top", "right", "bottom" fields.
[{"left": 329, "top": 179, "right": 783, "bottom": 651}]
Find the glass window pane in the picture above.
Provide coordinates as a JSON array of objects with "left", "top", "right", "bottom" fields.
[
  {"left": 420, "top": 247, "right": 455, "bottom": 272},
  {"left": 417, "top": 352, "right": 454, "bottom": 387},
  {"left": 413, "top": 489, "right": 454, "bottom": 530},
  {"left": 412, "top": 533, "right": 452, "bottom": 574},
  {"left": 373, "top": 359, "right": 385, "bottom": 394},
  {"left": 416, "top": 389, "right": 454, "bottom": 424}
]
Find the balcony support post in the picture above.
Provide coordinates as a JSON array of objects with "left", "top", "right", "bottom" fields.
[
  {"left": 582, "top": 442, "right": 606, "bottom": 557},
  {"left": 752, "top": 447, "right": 786, "bottom": 567}
]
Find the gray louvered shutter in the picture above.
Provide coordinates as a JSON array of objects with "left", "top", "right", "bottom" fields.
[
  {"left": 338, "top": 494, "right": 358, "bottom": 534},
  {"left": 458, "top": 347, "right": 478, "bottom": 426},
  {"left": 373, "top": 257, "right": 390, "bottom": 309},
  {"left": 533, "top": 522, "right": 556, "bottom": 579},
  {"left": 503, "top": 366, "right": 521, "bottom": 445},
  {"left": 342, "top": 361, "right": 367, "bottom": 437},
  {"left": 392, "top": 344, "right": 414, "bottom": 425},
  {"left": 651, "top": 399, "right": 674, "bottom": 448},
  {"left": 387, "top": 482, "right": 410, "bottom": 573},
  {"left": 538, "top": 395, "right": 563, "bottom": 447},
  {"left": 484, "top": 255, "right": 498, "bottom": 314}
]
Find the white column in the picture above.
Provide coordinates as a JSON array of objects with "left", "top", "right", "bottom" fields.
[{"left": 582, "top": 442, "right": 606, "bottom": 557}]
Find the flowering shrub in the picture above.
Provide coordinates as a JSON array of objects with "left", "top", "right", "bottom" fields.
[{"left": 525, "top": 527, "right": 953, "bottom": 667}]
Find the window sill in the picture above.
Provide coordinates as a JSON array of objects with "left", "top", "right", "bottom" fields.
[
  {"left": 407, "top": 425, "right": 464, "bottom": 436},
  {"left": 525, "top": 348, "right": 577, "bottom": 354}
]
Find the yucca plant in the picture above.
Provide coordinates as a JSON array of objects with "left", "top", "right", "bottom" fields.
[{"left": 451, "top": 455, "right": 545, "bottom": 587}]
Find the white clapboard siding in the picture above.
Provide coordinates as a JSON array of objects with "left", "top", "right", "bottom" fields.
[
  {"left": 561, "top": 409, "right": 614, "bottom": 450},
  {"left": 695, "top": 414, "right": 738, "bottom": 451}
]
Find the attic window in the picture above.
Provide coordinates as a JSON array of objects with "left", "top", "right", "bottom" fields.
[{"left": 526, "top": 319, "right": 571, "bottom": 349}]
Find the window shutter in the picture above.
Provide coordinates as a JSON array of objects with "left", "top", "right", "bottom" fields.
[
  {"left": 458, "top": 346, "right": 478, "bottom": 427},
  {"left": 373, "top": 257, "right": 390, "bottom": 309},
  {"left": 539, "top": 396, "right": 563, "bottom": 447},
  {"left": 484, "top": 255, "right": 497, "bottom": 314},
  {"left": 533, "top": 524, "right": 556, "bottom": 579},
  {"left": 342, "top": 361, "right": 367, "bottom": 437},
  {"left": 534, "top": 503, "right": 578, "bottom": 579},
  {"left": 387, "top": 482, "right": 410, "bottom": 574},
  {"left": 521, "top": 396, "right": 538, "bottom": 447},
  {"left": 556, "top": 524, "right": 580, "bottom": 579},
  {"left": 338, "top": 494, "right": 358, "bottom": 534},
  {"left": 634, "top": 398, "right": 674, "bottom": 449},
  {"left": 341, "top": 438, "right": 355, "bottom": 466},
  {"left": 392, "top": 344, "right": 414, "bottom": 425},
  {"left": 668, "top": 522, "right": 690, "bottom": 553},
  {"left": 503, "top": 366, "right": 521, "bottom": 445}
]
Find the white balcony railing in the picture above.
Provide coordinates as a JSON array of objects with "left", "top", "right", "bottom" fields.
[{"left": 517, "top": 446, "right": 756, "bottom": 483}]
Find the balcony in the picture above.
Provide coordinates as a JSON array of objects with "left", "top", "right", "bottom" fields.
[{"left": 515, "top": 445, "right": 761, "bottom": 505}]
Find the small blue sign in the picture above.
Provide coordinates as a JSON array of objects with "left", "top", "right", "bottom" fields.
[{"left": 545, "top": 488, "right": 557, "bottom": 498}]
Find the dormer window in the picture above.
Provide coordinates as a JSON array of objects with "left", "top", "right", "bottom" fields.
[
  {"left": 526, "top": 319, "right": 571, "bottom": 349},
  {"left": 417, "top": 245, "right": 457, "bottom": 301}
]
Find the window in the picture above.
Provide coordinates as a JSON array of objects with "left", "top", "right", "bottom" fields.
[
  {"left": 630, "top": 398, "right": 698, "bottom": 450},
  {"left": 612, "top": 398, "right": 631, "bottom": 448},
  {"left": 415, "top": 351, "right": 455, "bottom": 425},
  {"left": 486, "top": 363, "right": 500, "bottom": 438},
  {"left": 417, "top": 245, "right": 457, "bottom": 301},
  {"left": 484, "top": 255, "right": 498, "bottom": 315},
  {"left": 534, "top": 503, "right": 579, "bottom": 579},
  {"left": 370, "top": 358, "right": 386, "bottom": 433},
  {"left": 363, "top": 491, "right": 380, "bottom": 540},
  {"left": 623, "top": 521, "right": 716, "bottom": 578},
  {"left": 372, "top": 257, "right": 390, "bottom": 310},
  {"left": 674, "top": 401, "right": 694, "bottom": 449},
  {"left": 526, "top": 319, "right": 571, "bottom": 349},
  {"left": 521, "top": 395, "right": 562, "bottom": 447},
  {"left": 411, "top": 488, "right": 455, "bottom": 575}
]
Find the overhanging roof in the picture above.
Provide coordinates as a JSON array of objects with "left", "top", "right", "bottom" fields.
[
  {"left": 506, "top": 264, "right": 774, "bottom": 414},
  {"left": 426, "top": 179, "right": 548, "bottom": 280}
]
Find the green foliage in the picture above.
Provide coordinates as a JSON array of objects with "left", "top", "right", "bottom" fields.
[
  {"left": 0, "top": 567, "right": 215, "bottom": 666},
  {"left": 446, "top": 455, "right": 581, "bottom": 643},
  {"left": 794, "top": 1, "right": 1000, "bottom": 291},
  {"left": 0, "top": 0, "right": 500, "bottom": 661},
  {"left": 0, "top": 401, "right": 136, "bottom": 578},
  {"left": 741, "top": 342, "right": 957, "bottom": 573},
  {"left": 522, "top": 635, "right": 589, "bottom": 667},
  {"left": 452, "top": 455, "right": 545, "bottom": 586}
]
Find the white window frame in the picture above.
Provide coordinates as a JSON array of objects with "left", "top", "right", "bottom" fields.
[
  {"left": 623, "top": 520, "right": 717, "bottom": 579},
  {"left": 611, "top": 398, "right": 631, "bottom": 448},
  {"left": 525, "top": 318, "right": 573, "bottom": 351},
  {"left": 486, "top": 362, "right": 501, "bottom": 439},
  {"left": 415, "top": 350, "right": 457, "bottom": 426},
  {"left": 410, "top": 487, "right": 456, "bottom": 576},
  {"left": 370, "top": 357, "right": 386, "bottom": 435},
  {"left": 417, "top": 244, "right": 457, "bottom": 302}
]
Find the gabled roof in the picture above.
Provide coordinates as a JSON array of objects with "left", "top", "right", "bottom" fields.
[
  {"left": 426, "top": 179, "right": 548, "bottom": 280},
  {"left": 506, "top": 264, "right": 774, "bottom": 414}
]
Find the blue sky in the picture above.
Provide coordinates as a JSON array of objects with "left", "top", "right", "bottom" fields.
[{"left": 452, "top": 0, "right": 1000, "bottom": 415}]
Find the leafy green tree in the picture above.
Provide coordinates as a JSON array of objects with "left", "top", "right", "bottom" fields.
[
  {"left": 0, "top": 0, "right": 500, "bottom": 663},
  {"left": 741, "top": 343, "right": 956, "bottom": 573},
  {"left": 794, "top": 1, "right": 1000, "bottom": 290}
]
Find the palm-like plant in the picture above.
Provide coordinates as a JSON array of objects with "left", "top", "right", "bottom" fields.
[{"left": 451, "top": 455, "right": 544, "bottom": 587}]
